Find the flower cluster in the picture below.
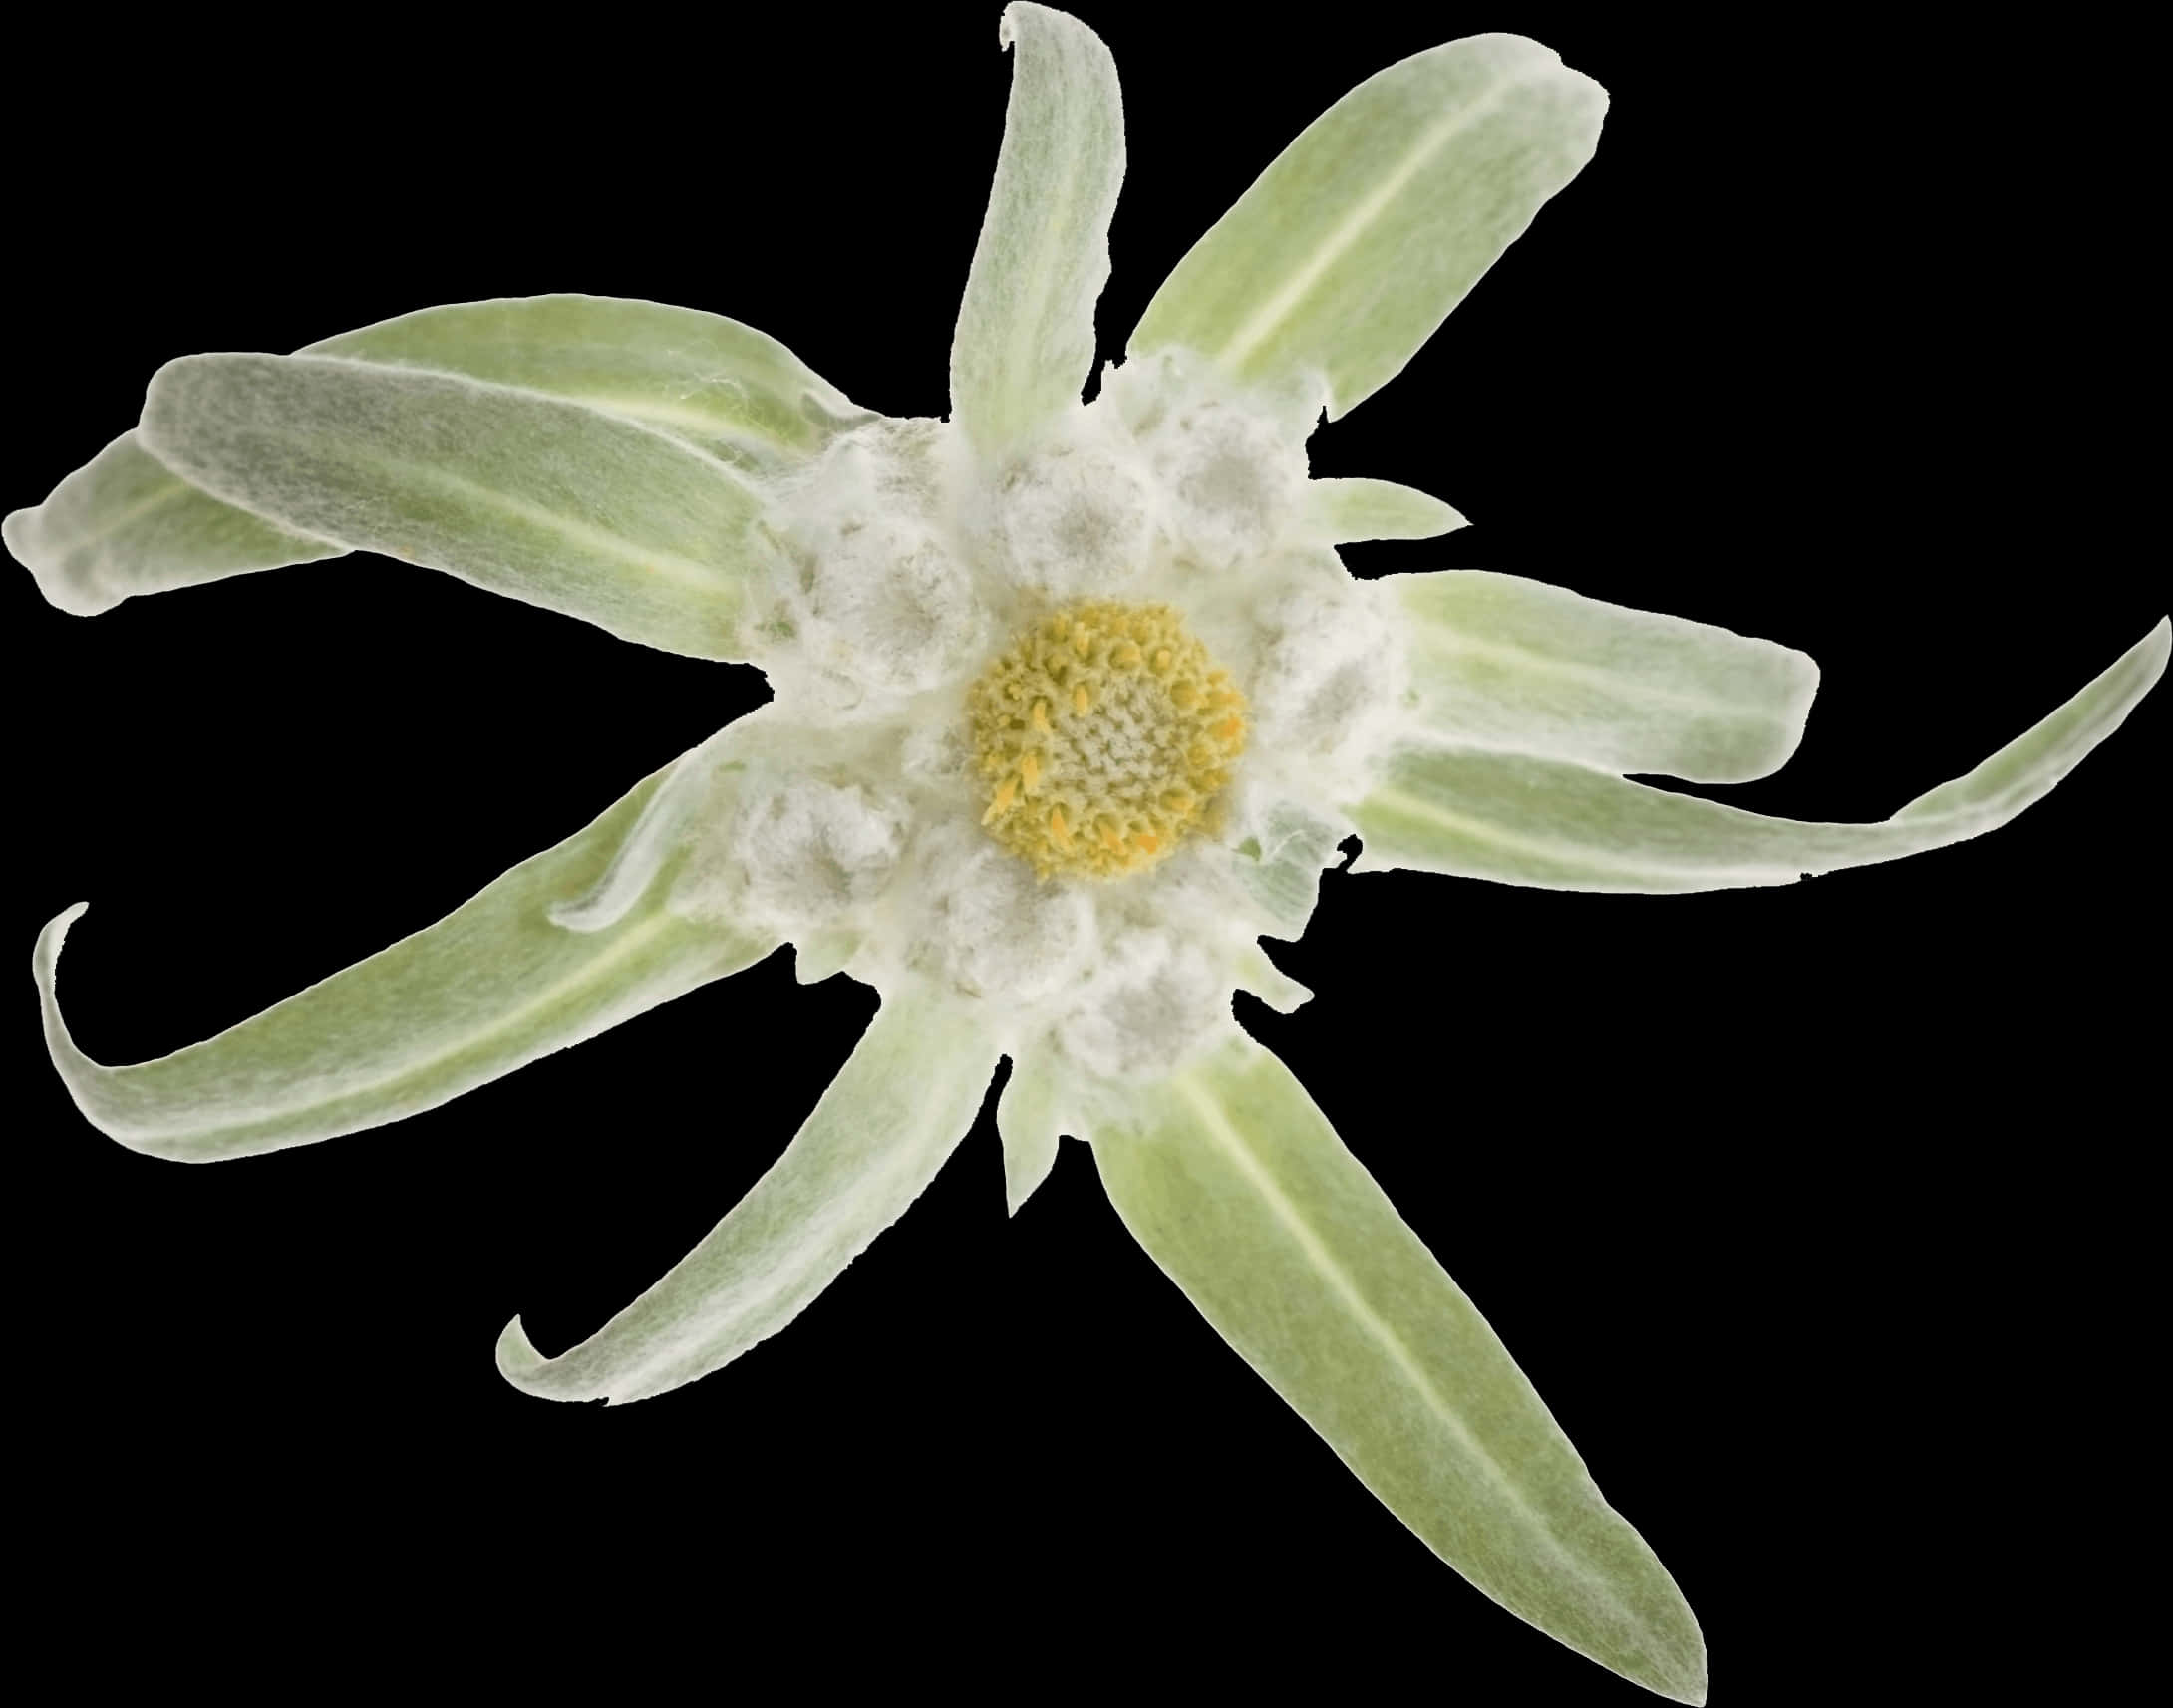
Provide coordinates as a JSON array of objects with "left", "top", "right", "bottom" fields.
[{"left": 10, "top": 9, "right": 2162, "bottom": 1702}]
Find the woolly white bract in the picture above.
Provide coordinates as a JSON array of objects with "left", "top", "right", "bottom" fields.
[{"left": 10, "top": 10, "right": 2164, "bottom": 1703}]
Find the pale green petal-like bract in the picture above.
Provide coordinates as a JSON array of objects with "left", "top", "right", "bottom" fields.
[
  {"left": 1235, "top": 800, "right": 1351, "bottom": 938},
  {"left": 1390, "top": 570, "right": 1821, "bottom": 784},
  {"left": 498, "top": 989, "right": 1000, "bottom": 1403},
  {"left": 1093, "top": 1036, "right": 1707, "bottom": 1704},
  {"left": 139, "top": 353, "right": 771, "bottom": 660},
  {"left": 3, "top": 431, "right": 348, "bottom": 615},
  {"left": 949, "top": 3, "right": 1124, "bottom": 455},
  {"left": 306, "top": 294, "right": 866, "bottom": 470},
  {"left": 792, "top": 928, "right": 861, "bottom": 986},
  {"left": 1353, "top": 618, "right": 2168, "bottom": 891},
  {"left": 9, "top": 296, "right": 854, "bottom": 620},
  {"left": 1131, "top": 33, "right": 1604, "bottom": 418},
  {"left": 36, "top": 761, "right": 774, "bottom": 1162},
  {"left": 1234, "top": 945, "right": 1313, "bottom": 1016},
  {"left": 995, "top": 1049, "right": 1065, "bottom": 1214},
  {"left": 1307, "top": 475, "right": 1467, "bottom": 543}
]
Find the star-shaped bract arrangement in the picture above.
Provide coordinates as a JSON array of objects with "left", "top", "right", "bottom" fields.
[{"left": 10, "top": 10, "right": 2163, "bottom": 1702}]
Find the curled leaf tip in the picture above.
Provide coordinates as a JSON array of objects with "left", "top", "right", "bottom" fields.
[
  {"left": 493, "top": 1315, "right": 548, "bottom": 1379},
  {"left": 33, "top": 902, "right": 185, "bottom": 1164},
  {"left": 1356, "top": 610, "right": 2167, "bottom": 890},
  {"left": 40, "top": 899, "right": 90, "bottom": 939},
  {"left": 950, "top": 1, "right": 1124, "bottom": 453},
  {"left": 494, "top": 992, "right": 1000, "bottom": 1407},
  {"left": 31, "top": 771, "right": 771, "bottom": 1163}
]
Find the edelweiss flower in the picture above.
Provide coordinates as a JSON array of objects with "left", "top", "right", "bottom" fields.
[{"left": 10, "top": 8, "right": 2164, "bottom": 1702}]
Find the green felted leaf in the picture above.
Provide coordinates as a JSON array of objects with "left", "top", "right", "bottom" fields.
[
  {"left": 1094, "top": 1036, "right": 1706, "bottom": 1703},
  {"left": 1131, "top": 33, "right": 1604, "bottom": 418}
]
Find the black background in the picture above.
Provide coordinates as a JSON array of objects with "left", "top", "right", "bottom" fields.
[{"left": 7, "top": 4, "right": 2160, "bottom": 1699}]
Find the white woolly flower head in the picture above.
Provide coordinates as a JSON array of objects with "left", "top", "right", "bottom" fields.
[
  {"left": 1105, "top": 346, "right": 1317, "bottom": 571},
  {"left": 726, "top": 762, "right": 912, "bottom": 940},
  {"left": 735, "top": 352, "right": 1378, "bottom": 1083},
  {"left": 969, "top": 404, "right": 1159, "bottom": 600},
  {"left": 764, "top": 418, "right": 985, "bottom": 706},
  {"left": 904, "top": 819, "right": 1093, "bottom": 1008},
  {"left": 1248, "top": 560, "right": 1410, "bottom": 783}
]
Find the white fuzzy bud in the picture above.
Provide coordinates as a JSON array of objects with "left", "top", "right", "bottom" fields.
[
  {"left": 730, "top": 771, "right": 909, "bottom": 935},
  {"left": 1105, "top": 350, "right": 1312, "bottom": 571},
  {"left": 975, "top": 431, "right": 1157, "bottom": 597},
  {"left": 799, "top": 519, "right": 980, "bottom": 694},
  {"left": 774, "top": 420, "right": 982, "bottom": 697},
  {"left": 912, "top": 824, "right": 1092, "bottom": 1007},
  {"left": 1249, "top": 571, "right": 1405, "bottom": 778},
  {"left": 1057, "top": 926, "right": 1229, "bottom": 1080}
]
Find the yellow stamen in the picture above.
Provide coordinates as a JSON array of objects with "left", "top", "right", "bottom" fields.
[{"left": 965, "top": 598, "right": 1250, "bottom": 880}]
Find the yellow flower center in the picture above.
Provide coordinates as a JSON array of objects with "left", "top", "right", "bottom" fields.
[{"left": 967, "top": 599, "right": 1248, "bottom": 879}]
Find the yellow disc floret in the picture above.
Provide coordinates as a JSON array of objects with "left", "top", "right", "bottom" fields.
[{"left": 967, "top": 600, "right": 1248, "bottom": 880}]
